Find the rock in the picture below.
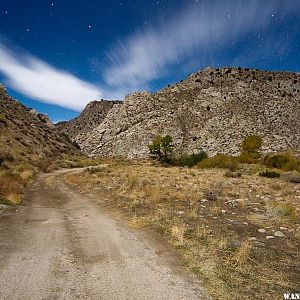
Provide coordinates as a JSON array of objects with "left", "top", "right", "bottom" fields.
[
  {"left": 274, "top": 231, "right": 285, "bottom": 237},
  {"left": 253, "top": 241, "right": 266, "bottom": 247},
  {"left": 294, "top": 263, "right": 300, "bottom": 271},
  {"left": 249, "top": 237, "right": 257, "bottom": 241},
  {"left": 229, "top": 240, "right": 241, "bottom": 249},
  {"left": 279, "top": 227, "right": 288, "bottom": 230},
  {"left": 258, "top": 229, "right": 266, "bottom": 233},
  {"left": 266, "top": 236, "right": 275, "bottom": 240}
]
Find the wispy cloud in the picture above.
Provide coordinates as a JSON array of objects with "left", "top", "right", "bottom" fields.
[
  {"left": 0, "top": 1, "right": 299, "bottom": 111},
  {"left": 0, "top": 43, "right": 102, "bottom": 111},
  {"left": 103, "top": 0, "right": 299, "bottom": 90}
]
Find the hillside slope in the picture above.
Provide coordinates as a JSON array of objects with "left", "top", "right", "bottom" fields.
[
  {"left": 60, "top": 67, "right": 300, "bottom": 158},
  {"left": 0, "top": 84, "right": 79, "bottom": 165}
]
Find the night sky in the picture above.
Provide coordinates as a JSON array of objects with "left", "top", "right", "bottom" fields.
[{"left": 0, "top": 0, "right": 299, "bottom": 122}]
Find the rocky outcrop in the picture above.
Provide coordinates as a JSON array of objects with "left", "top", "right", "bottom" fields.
[
  {"left": 56, "top": 100, "right": 122, "bottom": 140},
  {"left": 60, "top": 67, "right": 300, "bottom": 158}
]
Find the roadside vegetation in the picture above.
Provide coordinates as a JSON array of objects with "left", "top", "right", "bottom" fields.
[
  {"left": 0, "top": 151, "right": 103, "bottom": 207},
  {"left": 65, "top": 134, "right": 300, "bottom": 300}
]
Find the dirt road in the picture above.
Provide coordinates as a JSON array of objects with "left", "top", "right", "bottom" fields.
[{"left": 0, "top": 169, "right": 210, "bottom": 300}]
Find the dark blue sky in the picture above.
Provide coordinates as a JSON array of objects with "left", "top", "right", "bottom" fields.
[{"left": 0, "top": 0, "right": 300, "bottom": 122}]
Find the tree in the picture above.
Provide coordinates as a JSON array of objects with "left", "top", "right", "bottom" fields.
[
  {"left": 241, "top": 135, "right": 263, "bottom": 159},
  {"left": 149, "top": 135, "right": 174, "bottom": 163}
]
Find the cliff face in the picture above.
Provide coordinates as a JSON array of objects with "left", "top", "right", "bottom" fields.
[
  {"left": 58, "top": 67, "right": 300, "bottom": 158},
  {"left": 56, "top": 100, "right": 122, "bottom": 140},
  {"left": 0, "top": 84, "right": 79, "bottom": 161}
]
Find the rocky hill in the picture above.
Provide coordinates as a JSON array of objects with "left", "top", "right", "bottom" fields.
[
  {"left": 59, "top": 67, "right": 300, "bottom": 158},
  {"left": 56, "top": 100, "right": 122, "bottom": 140},
  {"left": 0, "top": 84, "right": 79, "bottom": 164}
]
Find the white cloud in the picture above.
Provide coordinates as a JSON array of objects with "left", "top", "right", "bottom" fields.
[
  {"left": 0, "top": 1, "right": 299, "bottom": 110},
  {"left": 103, "top": 0, "right": 299, "bottom": 90},
  {"left": 0, "top": 43, "right": 102, "bottom": 111}
]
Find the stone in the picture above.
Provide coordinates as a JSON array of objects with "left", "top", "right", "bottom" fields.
[
  {"left": 229, "top": 240, "right": 241, "bottom": 249},
  {"left": 279, "top": 227, "right": 288, "bottom": 230},
  {"left": 258, "top": 229, "right": 266, "bottom": 233},
  {"left": 266, "top": 236, "right": 275, "bottom": 240},
  {"left": 274, "top": 231, "right": 285, "bottom": 237},
  {"left": 253, "top": 241, "right": 266, "bottom": 247}
]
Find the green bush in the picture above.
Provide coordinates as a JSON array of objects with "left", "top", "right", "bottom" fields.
[
  {"left": 263, "top": 154, "right": 300, "bottom": 172},
  {"left": 238, "top": 153, "right": 257, "bottom": 164},
  {"left": 259, "top": 170, "right": 280, "bottom": 178},
  {"left": 0, "top": 113, "right": 7, "bottom": 124},
  {"left": 198, "top": 154, "right": 239, "bottom": 171},
  {"left": 240, "top": 135, "right": 262, "bottom": 162},
  {"left": 149, "top": 135, "right": 174, "bottom": 163},
  {"left": 172, "top": 151, "right": 208, "bottom": 167}
]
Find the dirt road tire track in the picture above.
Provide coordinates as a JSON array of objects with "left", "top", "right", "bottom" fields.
[{"left": 0, "top": 169, "right": 211, "bottom": 300}]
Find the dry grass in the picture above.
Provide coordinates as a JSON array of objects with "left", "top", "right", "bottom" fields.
[
  {"left": 65, "top": 160, "right": 300, "bottom": 300},
  {"left": 0, "top": 169, "right": 32, "bottom": 204},
  {"left": 171, "top": 225, "right": 186, "bottom": 245},
  {"left": 229, "top": 239, "right": 252, "bottom": 267}
]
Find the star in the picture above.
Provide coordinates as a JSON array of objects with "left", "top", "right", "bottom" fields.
[
  {"left": 26, "top": 28, "right": 30, "bottom": 32},
  {"left": 88, "top": 25, "right": 92, "bottom": 28}
]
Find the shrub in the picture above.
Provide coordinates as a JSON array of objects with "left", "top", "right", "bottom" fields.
[
  {"left": 198, "top": 154, "right": 239, "bottom": 171},
  {"left": 259, "top": 170, "right": 280, "bottom": 178},
  {"left": 267, "top": 202, "right": 297, "bottom": 221},
  {"left": 240, "top": 135, "right": 262, "bottom": 161},
  {"left": 149, "top": 135, "right": 174, "bottom": 163},
  {"left": 284, "top": 172, "right": 300, "bottom": 183},
  {"left": 0, "top": 151, "right": 15, "bottom": 165},
  {"left": 0, "top": 198, "right": 15, "bottom": 206},
  {"left": 263, "top": 153, "right": 300, "bottom": 172},
  {"left": 224, "top": 170, "right": 242, "bottom": 178},
  {"left": 238, "top": 153, "right": 257, "bottom": 164},
  {"left": 203, "top": 181, "right": 225, "bottom": 201},
  {"left": 0, "top": 171, "right": 24, "bottom": 204},
  {"left": 0, "top": 113, "right": 7, "bottom": 124},
  {"left": 172, "top": 151, "right": 208, "bottom": 167}
]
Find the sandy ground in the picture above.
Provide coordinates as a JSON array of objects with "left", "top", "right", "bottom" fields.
[{"left": 0, "top": 169, "right": 211, "bottom": 300}]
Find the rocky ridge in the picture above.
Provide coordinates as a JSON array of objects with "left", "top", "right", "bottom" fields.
[{"left": 59, "top": 67, "right": 300, "bottom": 158}]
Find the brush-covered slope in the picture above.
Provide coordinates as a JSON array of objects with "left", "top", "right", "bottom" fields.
[
  {"left": 63, "top": 67, "right": 300, "bottom": 158},
  {"left": 0, "top": 84, "right": 79, "bottom": 165}
]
